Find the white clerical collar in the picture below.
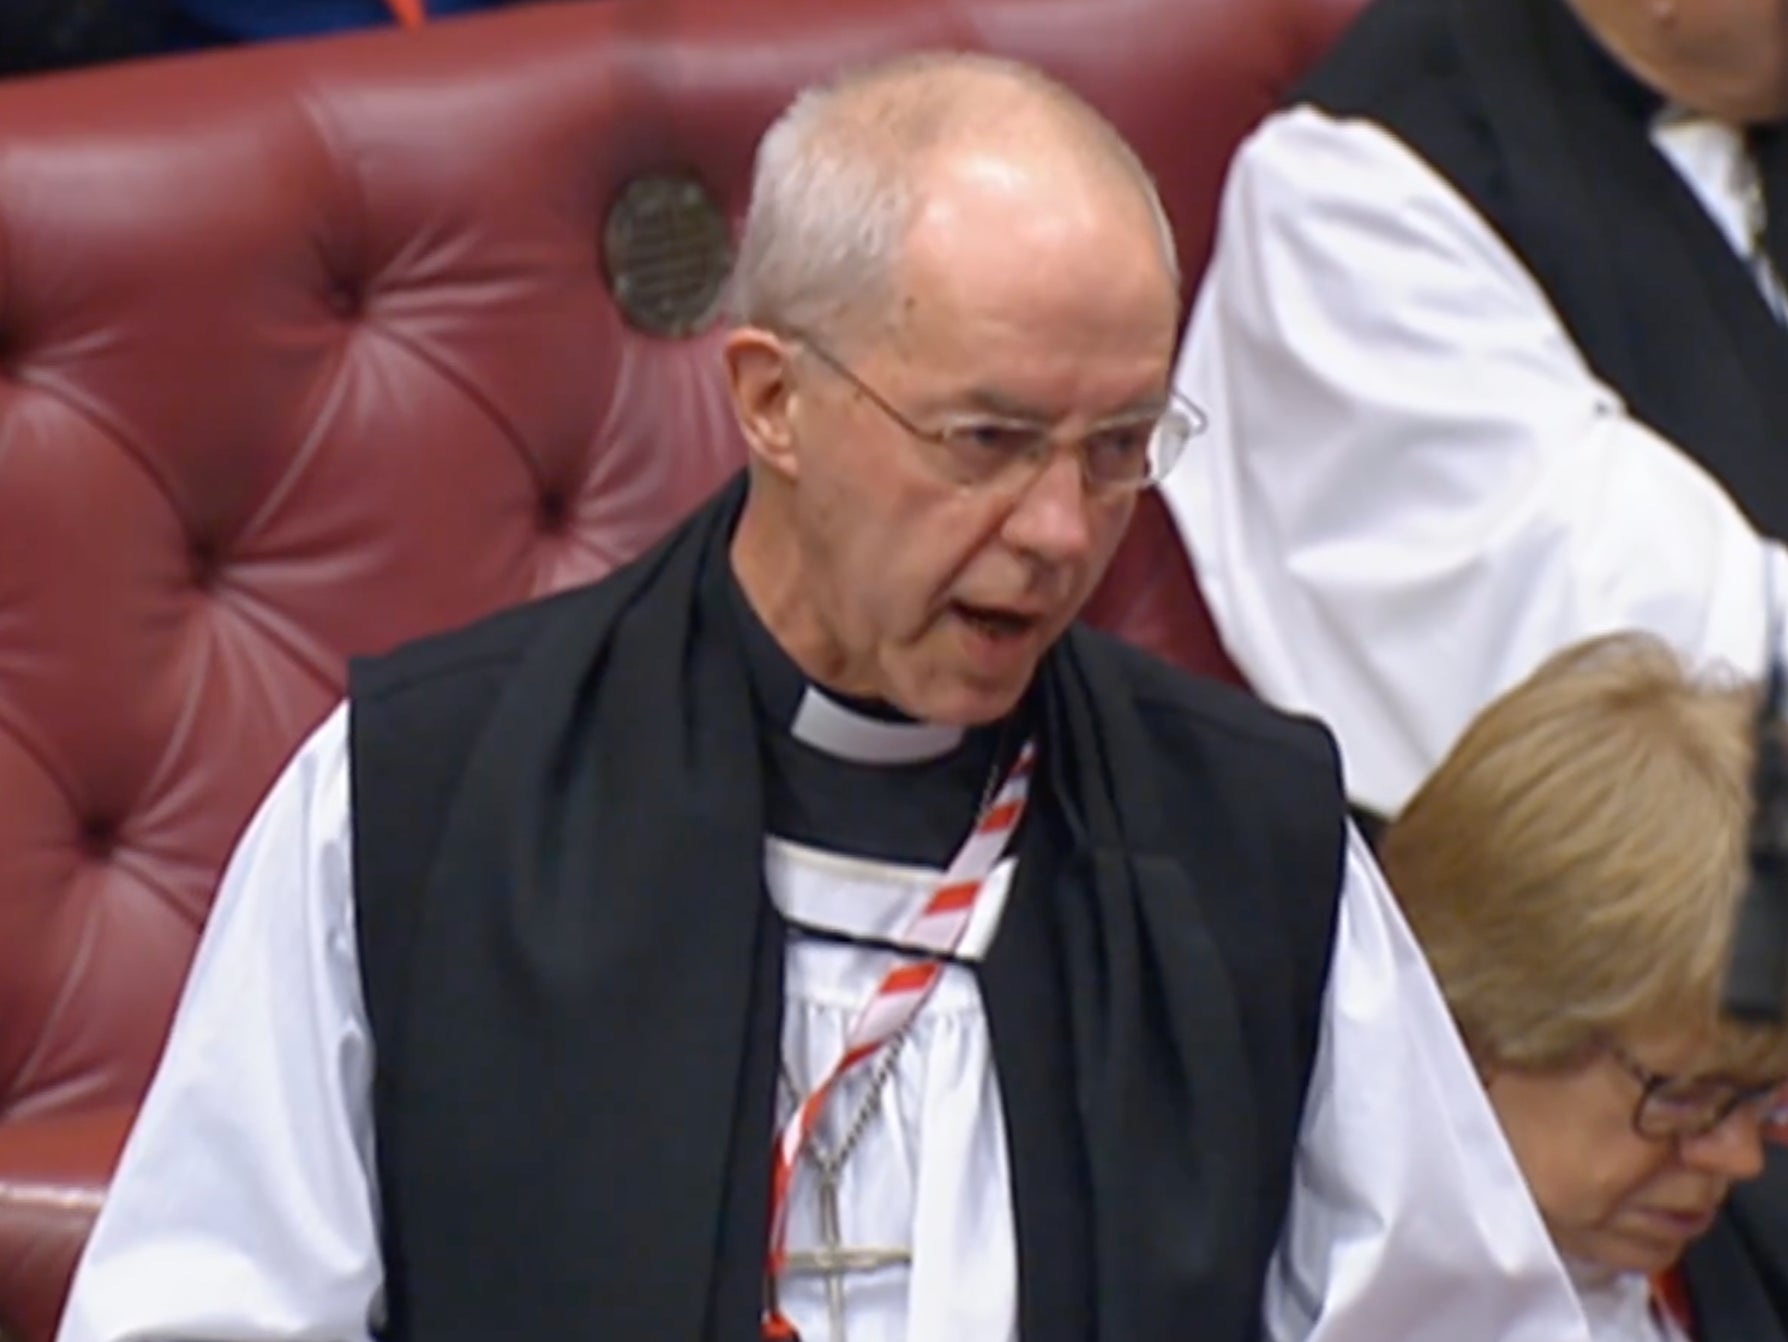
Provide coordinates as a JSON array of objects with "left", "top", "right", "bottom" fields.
[{"left": 788, "top": 685, "right": 966, "bottom": 765}]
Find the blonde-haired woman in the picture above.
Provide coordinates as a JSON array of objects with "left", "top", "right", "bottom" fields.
[{"left": 1381, "top": 632, "right": 1788, "bottom": 1341}]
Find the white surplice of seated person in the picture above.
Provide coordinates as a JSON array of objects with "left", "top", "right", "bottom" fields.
[{"left": 1164, "top": 103, "right": 1788, "bottom": 820}]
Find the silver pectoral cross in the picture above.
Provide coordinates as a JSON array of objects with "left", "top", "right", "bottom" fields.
[{"left": 780, "top": 1170, "right": 911, "bottom": 1342}]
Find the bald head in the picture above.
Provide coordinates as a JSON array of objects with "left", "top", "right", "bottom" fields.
[{"left": 729, "top": 52, "right": 1180, "bottom": 349}]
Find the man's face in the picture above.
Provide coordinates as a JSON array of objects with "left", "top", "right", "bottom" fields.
[{"left": 758, "top": 149, "right": 1180, "bottom": 725}]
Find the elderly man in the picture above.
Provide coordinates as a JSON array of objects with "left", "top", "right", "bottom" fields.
[
  {"left": 58, "top": 52, "right": 1587, "bottom": 1342},
  {"left": 1166, "top": 0, "right": 1788, "bottom": 819}
]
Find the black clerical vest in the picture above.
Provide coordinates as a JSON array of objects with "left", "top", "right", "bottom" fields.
[
  {"left": 1302, "top": 0, "right": 1788, "bottom": 537},
  {"left": 346, "top": 477, "right": 1344, "bottom": 1342}
]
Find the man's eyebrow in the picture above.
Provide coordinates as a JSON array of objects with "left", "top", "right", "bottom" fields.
[
  {"left": 955, "top": 387, "right": 1055, "bottom": 421},
  {"left": 1096, "top": 395, "right": 1172, "bottom": 423},
  {"left": 945, "top": 386, "right": 1171, "bottom": 423}
]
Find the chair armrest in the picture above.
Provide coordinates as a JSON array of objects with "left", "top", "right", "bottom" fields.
[{"left": 0, "top": 1108, "right": 133, "bottom": 1342}]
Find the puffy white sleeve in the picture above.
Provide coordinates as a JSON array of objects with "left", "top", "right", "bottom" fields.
[
  {"left": 56, "top": 703, "right": 384, "bottom": 1342},
  {"left": 1163, "top": 107, "right": 1787, "bottom": 816},
  {"left": 1266, "top": 828, "right": 1591, "bottom": 1342}
]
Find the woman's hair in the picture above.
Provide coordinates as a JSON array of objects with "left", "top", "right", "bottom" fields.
[{"left": 1380, "top": 632, "right": 1788, "bottom": 1077}]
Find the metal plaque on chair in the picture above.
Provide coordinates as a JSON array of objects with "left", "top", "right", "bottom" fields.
[{"left": 602, "top": 173, "right": 733, "bottom": 338}]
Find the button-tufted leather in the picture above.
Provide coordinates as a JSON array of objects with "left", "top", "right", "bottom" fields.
[{"left": 0, "top": 0, "right": 1366, "bottom": 1336}]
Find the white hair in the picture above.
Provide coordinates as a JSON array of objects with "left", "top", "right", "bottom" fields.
[{"left": 728, "top": 51, "right": 1180, "bottom": 348}]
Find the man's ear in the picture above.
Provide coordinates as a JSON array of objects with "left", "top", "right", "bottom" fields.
[{"left": 723, "top": 326, "right": 801, "bottom": 481}]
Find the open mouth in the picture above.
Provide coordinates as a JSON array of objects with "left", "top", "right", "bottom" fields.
[{"left": 952, "top": 601, "right": 1041, "bottom": 640}]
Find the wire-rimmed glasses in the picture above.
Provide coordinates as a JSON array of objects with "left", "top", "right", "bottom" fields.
[{"left": 790, "top": 332, "right": 1203, "bottom": 497}]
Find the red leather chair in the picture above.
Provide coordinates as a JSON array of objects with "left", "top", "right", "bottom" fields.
[{"left": 0, "top": 0, "right": 1363, "bottom": 1336}]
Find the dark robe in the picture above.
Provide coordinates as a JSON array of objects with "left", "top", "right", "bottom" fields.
[
  {"left": 345, "top": 474, "right": 1345, "bottom": 1342},
  {"left": 1301, "top": 0, "right": 1788, "bottom": 538}
]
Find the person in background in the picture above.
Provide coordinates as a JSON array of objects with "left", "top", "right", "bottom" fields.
[
  {"left": 1379, "top": 632, "right": 1788, "bottom": 1341},
  {"left": 161, "top": 0, "right": 523, "bottom": 47},
  {"left": 0, "top": 0, "right": 534, "bottom": 79},
  {"left": 1163, "top": 0, "right": 1788, "bottom": 822}
]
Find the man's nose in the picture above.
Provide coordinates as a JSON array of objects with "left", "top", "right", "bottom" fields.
[{"left": 1000, "top": 447, "right": 1100, "bottom": 564}]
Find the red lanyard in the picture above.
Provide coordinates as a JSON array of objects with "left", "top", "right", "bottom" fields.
[
  {"left": 385, "top": 0, "right": 426, "bottom": 27},
  {"left": 760, "top": 738, "right": 1037, "bottom": 1340},
  {"left": 1651, "top": 1267, "right": 1693, "bottom": 1336}
]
